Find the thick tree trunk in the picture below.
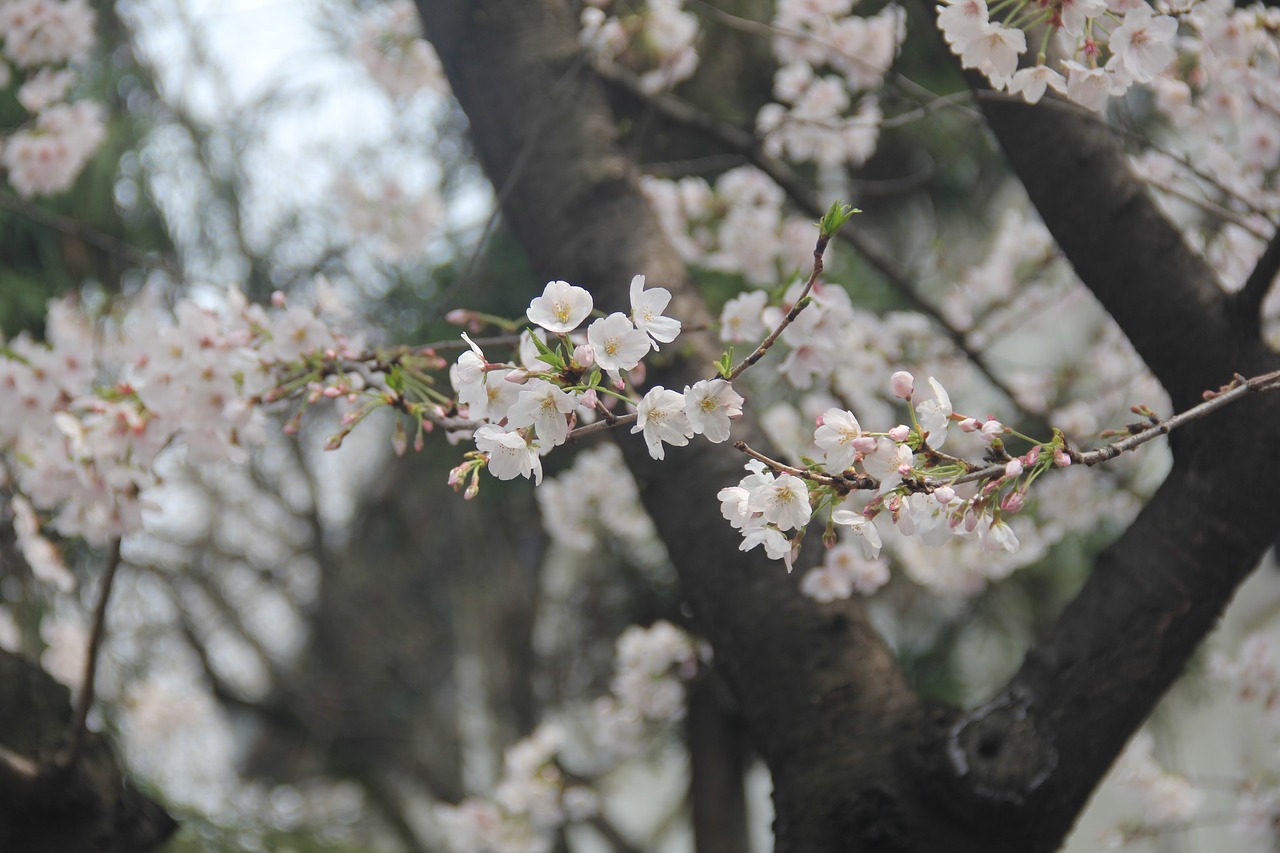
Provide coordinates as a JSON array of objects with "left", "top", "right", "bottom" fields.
[
  {"left": 0, "top": 649, "right": 176, "bottom": 853},
  {"left": 416, "top": 2, "right": 1280, "bottom": 850}
]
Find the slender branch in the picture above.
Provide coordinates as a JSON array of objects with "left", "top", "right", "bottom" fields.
[
  {"left": 1234, "top": 226, "right": 1280, "bottom": 326},
  {"left": 58, "top": 538, "right": 123, "bottom": 770},
  {"left": 726, "top": 234, "right": 826, "bottom": 380},
  {"left": 736, "top": 369, "right": 1280, "bottom": 494}
]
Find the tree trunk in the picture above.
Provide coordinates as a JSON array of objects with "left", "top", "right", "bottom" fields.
[{"left": 416, "top": 1, "right": 1280, "bottom": 849}]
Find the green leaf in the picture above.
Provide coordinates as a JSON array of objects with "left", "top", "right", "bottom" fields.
[{"left": 818, "top": 201, "right": 861, "bottom": 239}]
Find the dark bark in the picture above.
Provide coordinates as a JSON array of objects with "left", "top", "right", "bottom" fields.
[
  {"left": 416, "top": 2, "right": 1280, "bottom": 850},
  {"left": 0, "top": 649, "right": 176, "bottom": 853}
]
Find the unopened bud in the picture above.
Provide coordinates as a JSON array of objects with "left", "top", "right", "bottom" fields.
[
  {"left": 573, "top": 344, "right": 595, "bottom": 368},
  {"left": 1001, "top": 490, "right": 1025, "bottom": 513},
  {"left": 1053, "top": 448, "right": 1071, "bottom": 467},
  {"left": 890, "top": 371, "right": 914, "bottom": 400},
  {"left": 888, "top": 425, "right": 911, "bottom": 442},
  {"left": 271, "top": 290, "right": 287, "bottom": 308},
  {"left": 958, "top": 417, "right": 979, "bottom": 432},
  {"left": 505, "top": 369, "right": 531, "bottom": 384},
  {"left": 1005, "top": 459, "right": 1023, "bottom": 478},
  {"left": 852, "top": 436, "right": 877, "bottom": 454},
  {"left": 445, "top": 309, "right": 471, "bottom": 326},
  {"left": 934, "top": 485, "right": 956, "bottom": 505},
  {"left": 580, "top": 389, "right": 598, "bottom": 409}
]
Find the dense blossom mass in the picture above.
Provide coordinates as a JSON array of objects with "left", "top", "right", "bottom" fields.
[
  {"left": 2, "top": 0, "right": 1279, "bottom": 848},
  {"left": 0, "top": 0, "right": 105, "bottom": 197}
]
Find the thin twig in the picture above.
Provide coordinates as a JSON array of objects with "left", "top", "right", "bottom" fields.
[
  {"left": 733, "top": 369, "right": 1280, "bottom": 495},
  {"left": 59, "top": 537, "right": 123, "bottom": 770},
  {"left": 726, "top": 233, "right": 826, "bottom": 380}
]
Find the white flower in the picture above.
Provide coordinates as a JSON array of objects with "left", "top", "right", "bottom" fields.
[
  {"left": 632, "top": 386, "right": 694, "bottom": 460},
  {"left": 862, "top": 438, "right": 915, "bottom": 493},
  {"left": 720, "top": 290, "right": 769, "bottom": 343},
  {"left": 814, "top": 408, "right": 862, "bottom": 471},
  {"left": 980, "top": 516, "right": 1019, "bottom": 552},
  {"left": 959, "top": 22, "right": 1025, "bottom": 80},
  {"left": 824, "top": 541, "right": 890, "bottom": 596},
  {"left": 1006, "top": 65, "right": 1066, "bottom": 104},
  {"left": 1063, "top": 61, "right": 1119, "bottom": 111},
  {"left": 1106, "top": 6, "right": 1177, "bottom": 84},
  {"left": 718, "top": 485, "right": 754, "bottom": 529},
  {"left": 587, "top": 312, "right": 651, "bottom": 379},
  {"left": 475, "top": 424, "right": 543, "bottom": 484},
  {"left": 740, "top": 522, "right": 795, "bottom": 567},
  {"left": 936, "top": 0, "right": 989, "bottom": 49},
  {"left": 629, "top": 274, "right": 681, "bottom": 348},
  {"left": 527, "top": 280, "right": 593, "bottom": 334},
  {"left": 830, "top": 507, "right": 883, "bottom": 558},
  {"left": 683, "top": 379, "right": 743, "bottom": 443},
  {"left": 915, "top": 377, "right": 953, "bottom": 449},
  {"left": 801, "top": 564, "right": 854, "bottom": 602},
  {"left": 506, "top": 379, "right": 578, "bottom": 447},
  {"left": 747, "top": 472, "right": 811, "bottom": 531},
  {"left": 1058, "top": 0, "right": 1106, "bottom": 35}
]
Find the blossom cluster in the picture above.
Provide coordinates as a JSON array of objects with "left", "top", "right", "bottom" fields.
[
  {"left": 437, "top": 621, "right": 699, "bottom": 853},
  {"left": 578, "top": 0, "right": 700, "bottom": 94},
  {"left": 0, "top": 288, "right": 353, "bottom": 586},
  {"left": 643, "top": 166, "right": 818, "bottom": 285},
  {"left": 446, "top": 275, "right": 745, "bottom": 490},
  {"left": 0, "top": 0, "right": 106, "bottom": 197},
  {"left": 758, "top": 1, "right": 905, "bottom": 175},
  {"left": 936, "top": 0, "right": 1183, "bottom": 108}
]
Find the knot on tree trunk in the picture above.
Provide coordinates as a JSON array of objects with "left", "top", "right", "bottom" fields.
[{"left": 946, "top": 688, "right": 1057, "bottom": 806}]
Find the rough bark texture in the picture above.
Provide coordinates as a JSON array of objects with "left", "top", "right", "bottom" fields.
[{"left": 417, "top": 2, "right": 1280, "bottom": 850}]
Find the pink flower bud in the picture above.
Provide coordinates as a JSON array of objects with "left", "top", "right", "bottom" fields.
[
  {"left": 322, "top": 386, "right": 342, "bottom": 398},
  {"left": 852, "top": 436, "right": 877, "bottom": 454},
  {"left": 324, "top": 434, "right": 343, "bottom": 450},
  {"left": 980, "top": 419, "right": 1005, "bottom": 444},
  {"left": 282, "top": 419, "right": 300, "bottom": 436},
  {"left": 1001, "top": 490, "right": 1025, "bottom": 513},
  {"left": 271, "top": 290, "right": 287, "bottom": 308},
  {"left": 890, "top": 370, "right": 915, "bottom": 400},
  {"left": 504, "top": 369, "right": 530, "bottom": 384},
  {"left": 445, "top": 309, "right": 470, "bottom": 326},
  {"left": 580, "top": 389, "right": 598, "bottom": 409},
  {"left": 573, "top": 344, "right": 595, "bottom": 368},
  {"left": 448, "top": 463, "right": 467, "bottom": 488},
  {"left": 1022, "top": 446, "right": 1041, "bottom": 465},
  {"left": 613, "top": 379, "right": 626, "bottom": 391},
  {"left": 888, "top": 425, "right": 911, "bottom": 442},
  {"left": 341, "top": 411, "right": 360, "bottom": 427},
  {"left": 934, "top": 486, "right": 956, "bottom": 505},
  {"left": 1005, "top": 459, "right": 1023, "bottom": 478},
  {"left": 959, "top": 417, "right": 979, "bottom": 432},
  {"left": 1053, "top": 448, "right": 1071, "bottom": 467}
]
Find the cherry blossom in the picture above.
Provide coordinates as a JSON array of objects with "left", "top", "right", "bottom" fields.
[
  {"left": 632, "top": 386, "right": 694, "bottom": 460},
  {"left": 629, "top": 274, "right": 682, "bottom": 348},
  {"left": 683, "top": 379, "right": 744, "bottom": 443},
  {"left": 475, "top": 424, "right": 543, "bottom": 484},
  {"left": 587, "top": 312, "right": 651, "bottom": 379},
  {"left": 527, "top": 280, "right": 594, "bottom": 334}
]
